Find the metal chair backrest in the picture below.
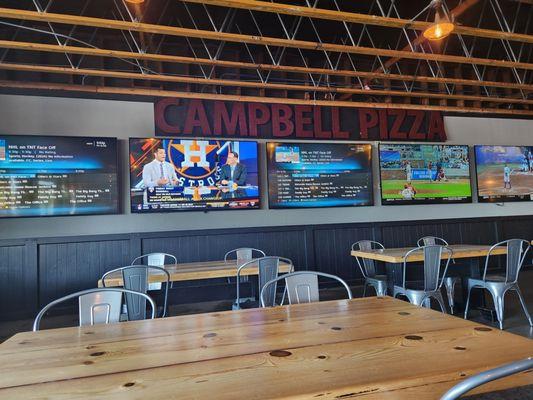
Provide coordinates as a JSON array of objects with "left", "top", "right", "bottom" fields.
[
  {"left": 403, "top": 245, "right": 453, "bottom": 292},
  {"left": 131, "top": 252, "right": 177, "bottom": 267},
  {"left": 224, "top": 248, "right": 266, "bottom": 267},
  {"left": 483, "top": 239, "right": 530, "bottom": 284},
  {"left": 33, "top": 288, "right": 156, "bottom": 331},
  {"left": 440, "top": 357, "right": 533, "bottom": 400},
  {"left": 101, "top": 265, "right": 170, "bottom": 319},
  {"left": 260, "top": 271, "right": 352, "bottom": 307},
  {"left": 236, "top": 256, "right": 293, "bottom": 307},
  {"left": 417, "top": 236, "right": 449, "bottom": 247},
  {"left": 351, "top": 240, "right": 385, "bottom": 278}
]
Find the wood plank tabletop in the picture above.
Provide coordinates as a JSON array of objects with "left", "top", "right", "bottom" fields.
[
  {"left": 98, "top": 259, "right": 292, "bottom": 287},
  {"left": 0, "top": 297, "right": 531, "bottom": 399},
  {"left": 351, "top": 244, "right": 507, "bottom": 263}
]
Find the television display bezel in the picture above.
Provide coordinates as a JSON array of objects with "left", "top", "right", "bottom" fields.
[
  {"left": 128, "top": 137, "right": 261, "bottom": 213},
  {"left": 378, "top": 142, "right": 473, "bottom": 206},
  {"left": 266, "top": 141, "right": 374, "bottom": 210},
  {"left": 0, "top": 134, "right": 120, "bottom": 219}
]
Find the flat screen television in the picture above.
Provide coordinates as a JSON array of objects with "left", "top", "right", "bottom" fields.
[
  {"left": 0, "top": 135, "right": 119, "bottom": 217},
  {"left": 266, "top": 142, "right": 373, "bottom": 208},
  {"left": 475, "top": 145, "right": 533, "bottom": 202},
  {"left": 379, "top": 143, "right": 472, "bottom": 205},
  {"left": 129, "top": 138, "right": 259, "bottom": 212}
]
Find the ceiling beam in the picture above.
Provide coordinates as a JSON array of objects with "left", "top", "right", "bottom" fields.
[
  {"left": 181, "top": 0, "right": 533, "bottom": 44},
  {"left": 1, "top": 39, "right": 531, "bottom": 93},
  {"left": 0, "top": 8, "right": 532, "bottom": 70},
  {"left": 2, "top": 62, "right": 531, "bottom": 105},
  {"left": 0, "top": 79, "right": 531, "bottom": 116}
]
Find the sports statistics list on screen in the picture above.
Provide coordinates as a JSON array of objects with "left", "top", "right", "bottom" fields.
[
  {"left": 0, "top": 136, "right": 118, "bottom": 217},
  {"left": 268, "top": 144, "right": 373, "bottom": 208}
]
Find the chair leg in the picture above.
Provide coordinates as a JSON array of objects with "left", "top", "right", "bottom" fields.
[
  {"left": 422, "top": 298, "right": 431, "bottom": 308},
  {"left": 515, "top": 286, "right": 533, "bottom": 327},
  {"left": 444, "top": 278, "right": 456, "bottom": 315},
  {"left": 464, "top": 285, "right": 473, "bottom": 319},
  {"left": 487, "top": 288, "right": 505, "bottom": 330},
  {"left": 375, "top": 281, "right": 387, "bottom": 297},
  {"left": 362, "top": 282, "right": 367, "bottom": 298},
  {"left": 434, "top": 292, "right": 447, "bottom": 314}
]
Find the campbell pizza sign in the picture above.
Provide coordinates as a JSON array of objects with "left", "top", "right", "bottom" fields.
[{"left": 154, "top": 98, "right": 447, "bottom": 142}]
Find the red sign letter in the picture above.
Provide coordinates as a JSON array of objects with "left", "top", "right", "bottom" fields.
[
  {"left": 213, "top": 102, "right": 248, "bottom": 136},
  {"left": 154, "top": 98, "right": 181, "bottom": 134},
  {"left": 359, "top": 109, "right": 378, "bottom": 139},
  {"left": 313, "top": 106, "right": 331, "bottom": 139},
  {"left": 248, "top": 103, "right": 270, "bottom": 137},
  {"left": 332, "top": 107, "right": 349, "bottom": 139},
  {"left": 272, "top": 104, "right": 294, "bottom": 137},
  {"left": 428, "top": 112, "right": 447, "bottom": 141},
  {"left": 183, "top": 99, "right": 212, "bottom": 135},
  {"left": 294, "top": 105, "right": 313, "bottom": 138}
]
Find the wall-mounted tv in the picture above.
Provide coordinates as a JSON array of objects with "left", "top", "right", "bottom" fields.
[
  {"left": 0, "top": 135, "right": 119, "bottom": 217},
  {"left": 475, "top": 145, "right": 533, "bottom": 202},
  {"left": 379, "top": 143, "right": 471, "bottom": 205},
  {"left": 129, "top": 138, "right": 259, "bottom": 212},
  {"left": 266, "top": 142, "right": 373, "bottom": 208}
]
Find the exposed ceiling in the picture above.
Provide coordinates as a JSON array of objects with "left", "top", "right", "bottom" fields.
[{"left": 0, "top": 0, "right": 531, "bottom": 116}]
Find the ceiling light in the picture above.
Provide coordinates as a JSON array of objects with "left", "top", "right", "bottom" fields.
[
  {"left": 423, "top": 0, "right": 455, "bottom": 41},
  {"left": 125, "top": 0, "right": 144, "bottom": 4}
]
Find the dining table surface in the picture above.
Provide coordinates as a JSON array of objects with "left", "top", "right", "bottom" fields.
[
  {"left": 0, "top": 296, "right": 531, "bottom": 399},
  {"left": 350, "top": 244, "right": 507, "bottom": 264},
  {"left": 98, "top": 259, "right": 292, "bottom": 287}
]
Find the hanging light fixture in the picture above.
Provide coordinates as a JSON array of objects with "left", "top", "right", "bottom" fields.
[
  {"left": 423, "top": 0, "right": 455, "bottom": 40},
  {"left": 125, "top": 0, "right": 144, "bottom": 4}
]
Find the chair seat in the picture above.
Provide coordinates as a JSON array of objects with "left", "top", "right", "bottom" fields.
[
  {"left": 468, "top": 275, "right": 507, "bottom": 286},
  {"left": 368, "top": 274, "right": 387, "bottom": 282}
]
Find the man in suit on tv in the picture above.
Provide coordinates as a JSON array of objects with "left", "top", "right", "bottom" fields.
[
  {"left": 219, "top": 151, "right": 247, "bottom": 186},
  {"left": 142, "top": 147, "right": 178, "bottom": 188}
]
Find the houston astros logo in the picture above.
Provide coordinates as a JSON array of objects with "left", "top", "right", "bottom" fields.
[{"left": 168, "top": 140, "right": 221, "bottom": 185}]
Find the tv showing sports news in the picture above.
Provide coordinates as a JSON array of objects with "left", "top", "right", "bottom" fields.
[
  {"left": 475, "top": 145, "right": 533, "bottom": 202},
  {"left": 266, "top": 142, "right": 373, "bottom": 208},
  {"left": 0, "top": 135, "right": 118, "bottom": 217},
  {"left": 379, "top": 143, "right": 471, "bottom": 205},
  {"left": 129, "top": 138, "right": 259, "bottom": 212}
]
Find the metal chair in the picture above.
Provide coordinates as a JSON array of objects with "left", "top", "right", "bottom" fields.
[
  {"left": 440, "top": 357, "right": 533, "bottom": 400},
  {"left": 260, "top": 271, "right": 352, "bottom": 307},
  {"left": 464, "top": 239, "right": 532, "bottom": 330},
  {"left": 132, "top": 252, "right": 177, "bottom": 289},
  {"left": 101, "top": 265, "right": 170, "bottom": 319},
  {"left": 233, "top": 256, "right": 293, "bottom": 310},
  {"left": 224, "top": 248, "right": 266, "bottom": 287},
  {"left": 224, "top": 248, "right": 266, "bottom": 265},
  {"left": 33, "top": 288, "right": 156, "bottom": 331},
  {"left": 352, "top": 240, "right": 388, "bottom": 297},
  {"left": 417, "top": 236, "right": 460, "bottom": 314},
  {"left": 393, "top": 245, "right": 453, "bottom": 313}
]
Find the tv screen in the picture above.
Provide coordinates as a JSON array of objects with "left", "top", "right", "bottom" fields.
[
  {"left": 266, "top": 142, "right": 373, "bottom": 208},
  {"left": 475, "top": 145, "right": 533, "bottom": 202},
  {"left": 129, "top": 138, "right": 259, "bottom": 212},
  {"left": 0, "top": 135, "right": 118, "bottom": 217},
  {"left": 379, "top": 144, "right": 472, "bottom": 205}
]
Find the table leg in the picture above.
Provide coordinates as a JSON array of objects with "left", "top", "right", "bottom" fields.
[{"left": 385, "top": 262, "right": 403, "bottom": 296}]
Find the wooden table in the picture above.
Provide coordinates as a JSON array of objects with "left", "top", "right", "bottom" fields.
[
  {"left": 351, "top": 244, "right": 507, "bottom": 312},
  {"left": 350, "top": 244, "right": 507, "bottom": 263},
  {"left": 98, "top": 259, "right": 292, "bottom": 287},
  {"left": 0, "top": 297, "right": 530, "bottom": 399}
]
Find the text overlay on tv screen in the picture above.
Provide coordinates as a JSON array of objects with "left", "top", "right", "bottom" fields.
[
  {"left": 0, "top": 135, "right": 118, "bottom": 217},
  {"left": 267, "top": 142, "right": 373, "bottom": 208}
]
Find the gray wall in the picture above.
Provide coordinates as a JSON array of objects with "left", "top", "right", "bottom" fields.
[{"left": 1, "top": 93, "right": 532, "bottom": 240}]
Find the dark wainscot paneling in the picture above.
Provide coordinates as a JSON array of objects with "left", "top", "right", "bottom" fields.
[{"left": 0, "top": 215, "right": 532, "bottom": 321}]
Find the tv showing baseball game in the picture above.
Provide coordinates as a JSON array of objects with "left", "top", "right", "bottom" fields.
[
  {"left": 0, "top": 135, "right": 119, "bottom": 217},
  {"left": 129, "top": 138, "right": 259, "bottom": 212},
  {"left": 266, "top": 142, "right": 373, "bottom": 208},
  {"left": 379, "top": 143, "right": 472, "bottom": 205},
  {"left": 475, "top": 145, "right": 533, "bottom": 202}
]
